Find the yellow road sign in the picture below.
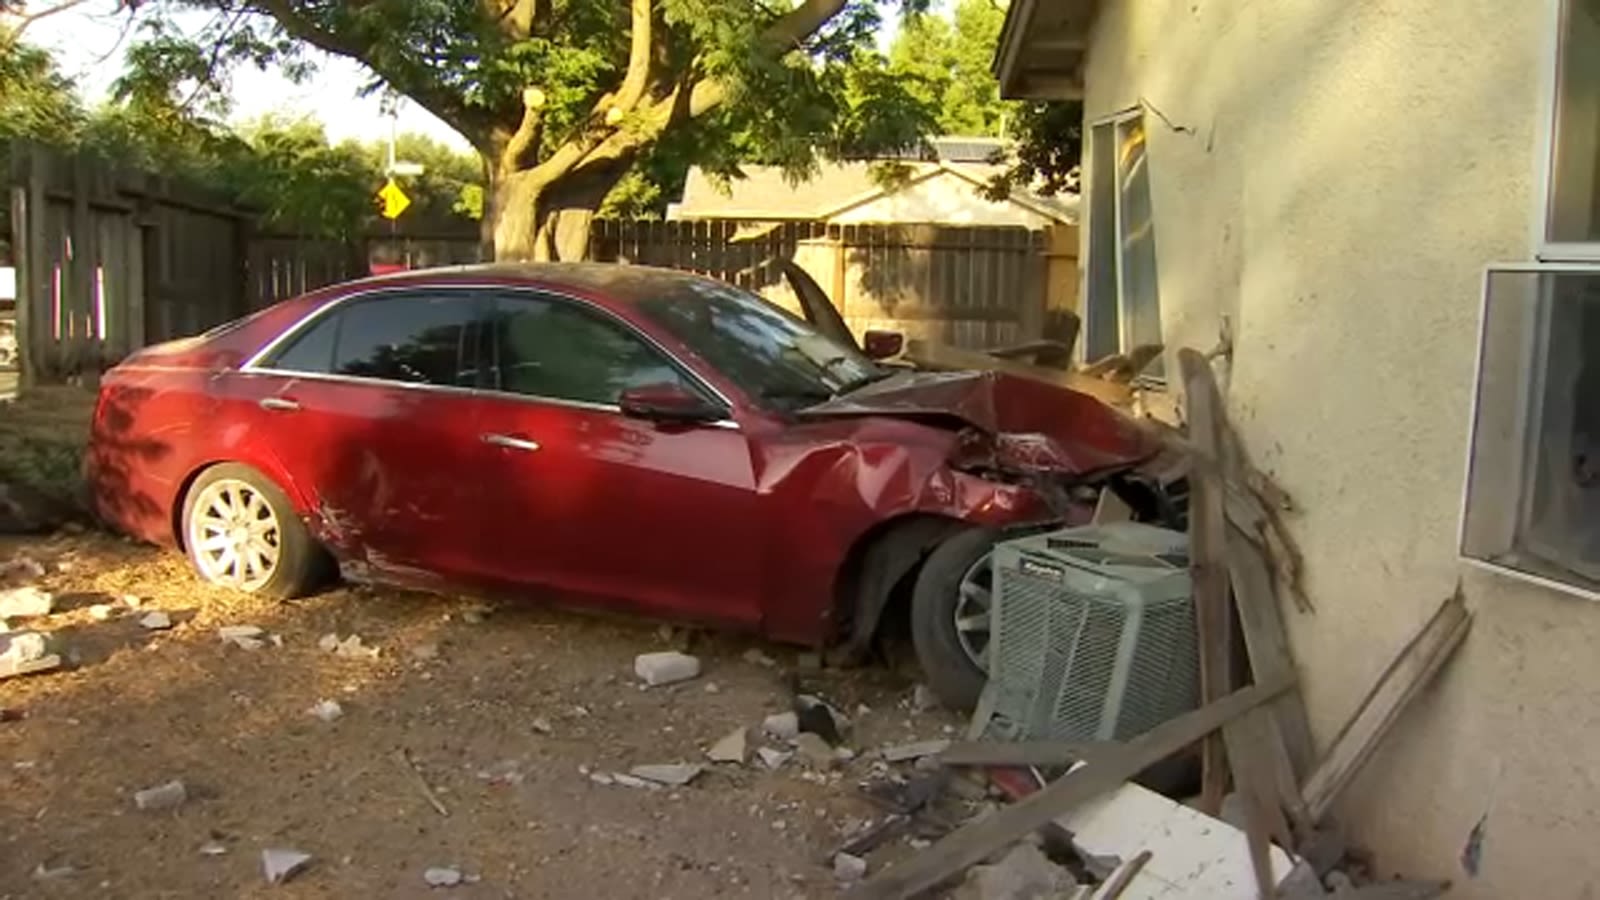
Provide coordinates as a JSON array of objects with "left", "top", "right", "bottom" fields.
[{"left": 378, "top": 178, "right": 412, "bottom": 219}]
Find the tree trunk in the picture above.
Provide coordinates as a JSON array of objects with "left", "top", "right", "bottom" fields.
[{"left": 491, "top": 171, "right": 545, "bottom": 262}]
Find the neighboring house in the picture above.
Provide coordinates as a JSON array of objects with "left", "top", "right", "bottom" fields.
[
  {"left": 997, "top": 1, "right": 1600, "bottom": 897},
  {"left": 668, "top": 137, "right": 1078, "bottom": 228}
]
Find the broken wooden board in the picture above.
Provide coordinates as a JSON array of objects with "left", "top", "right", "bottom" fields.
[
  {"left": 1092, "top": 850, "right": 1152, "bottom": 900},
  {"left": 1226, "top": 521, "right": 1316, "bottom": 790},
  {"left": 845, "top": 680, "right": 1293, "bottom": 900},
  {"left": 1221, "top": 706, "right": 1295, "bottom": 898},
  {"left": 1060, "top": 778, "right": 1302, "bottom": 900},
  {"left": 939, "top": 740, "right": 1109, "bottom": 768},
  {"left": 1302, "top": 588, "right": 1472, "bottom": 823},
  {"left": 1179, "top": 348, "right": 1233, "bottom": 816}
]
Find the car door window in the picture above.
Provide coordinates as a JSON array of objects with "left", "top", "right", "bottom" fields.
[
  {"left": 486, "top": 295, "right": 695, "bottom": 406},
  {"left": 264, "top": 293, "right": 480, "bottom": 388}
]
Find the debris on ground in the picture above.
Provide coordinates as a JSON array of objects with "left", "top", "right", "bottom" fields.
[
  {"left": 262, "top": 848, "right": 313, "bottom": 885},
  {"left": 834, "top": 852, "right": 868, "bottom": 882},
  {"left": 459, "top": 606, "right": 490, "bottom": 624},
  {"left": 198, "top": 840, "right": 228, "bottom": 857},
  {"left": 475, "top": 760, "right": 525, "bottom": 785},
  {"left": 955, "top": 842, "right": 1077, "bottom": 900},
  {"left": 793, "top": 733, "right": 837, "bottom": 769},
  {"left": 32, "top": 861, "right": 76, "bottom": 880},
  {"left": 707, "top": 727, "right": 748, "bottom": 764},
  {"left": 757, "top": 747, "right": 792, "bottom": 770},
  {"left": 322, "top": 633, "right": 380, "bottom": 660},
  {"left": 763, "top": 711, "right": 800, "bottom": 741},
  {"left": 880, "top": 740, "right": 951, "bottom": 763},
  {"left": 530, "top": 716, "right": 553, "bottom": 735},
  {"left": 423, "top": 866, "right": 464, "bottom": 887},
  {"left": 0, "top": 556, "right": 47, "bottom": 581},
  {"left": 0, "top": 585, "right": 54, "bottom": 618},
  {"left": 133, "top": 779, "right": 188, "bottom": 812},
  {"left": 743, "top": 647, "right": 777, "bottom": 667},
  {"left": 309, "top": 699, "right": 344, "bottom": 722},
  {"left": 629, "top": 763, "right": 705, "bottom": 786},
  {"left": 87, "top": 603, "right": 115, "bottom": 621},
  {"left": 138, "top": 611, "right": 173, "bottom": 630},
  {"left": 797, "top": 651, "right": 823, "bottom": 672},
  {"left": 218, "top": 625, "right": 264, "bottom": 642},
  {"left": 0, "top": 631, "right": 60, "bottom": 679},
  {"left": 634, "top": 650, "right": 701, "bottom": 686},
  {"left": 410, "top": 642, "right": 440, "bottom": 661},
  {"left": 795, "top": 693, "right": 850, "bottom": 744}
]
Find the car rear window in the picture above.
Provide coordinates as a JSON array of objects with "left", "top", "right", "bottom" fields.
[{"left": 263, "top": 294, "right": 479, "bottom": 387}]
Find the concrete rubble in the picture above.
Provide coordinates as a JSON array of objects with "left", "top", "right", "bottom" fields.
[
  {"left": 762, "top": 711, "right": 800, "bottom": 741},
  {"left": 139, "top": 611, "right": 173, "bottom": 630},
  {"left": 833, "top": 852, "right": 868, "bottom": 882},
  {"left": 322, "top": 633, "right": 380, "bottom": 660},
  {"left": 219, "top": 625, "right": 269, "bottom": 650},
  {"left": 956, "top": 842, "right": 1078, "bottom": 900},
  {"left": 633, "top": 651, "right": 701, "bottom": 686},
  {"left": 0, "top": 631, "right": 60, "bottom": 679},
  {"left": 629, "top": 763, "right": 705, "bottom": 786},
  {"left": 707, "top": 727, "right": 748, "bottom": 764},
  {"left": 423, "top": 866, "right": 464, "bottom": 887},
  {"left": 0, "top": 586, "right": 53, "bottom": 619},
  {"left": 88, "top": 603, "right": 115, "bottom": 621},
  {"left": 262, "top": 848, "right": 313, "bottom": 884},
  {"left": 756, "top": 747, "right": 792, "bottom": 769},
  {"left": 309, "top": 699, "right": 344, "bottom": 722},
  {"left": 133, "top": 779, "right": 187, "bottom": 812}
]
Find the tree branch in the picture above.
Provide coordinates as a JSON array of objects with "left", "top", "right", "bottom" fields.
[
  {"left": 500, "top": 86, "right": 544, "bottom": 174},
  {"left": 1, "top": 0, "right": 92, "bottom": 49},
  {"left": 478, "top": 0, "right": 536, "bottom": 39},
  {"left": 612, "top": 0, "right": 652, "bottom": 115},
  {"left": 250, "top": 0, "right": 493, "bottom": 143},
  {"left": 758, "top": 0, "right": 849, "bottom": 52}
]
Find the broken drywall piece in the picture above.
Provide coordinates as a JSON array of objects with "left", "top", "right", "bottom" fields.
[{"left": 1056, "top": 774, "right": 1299, "bottom": 899}]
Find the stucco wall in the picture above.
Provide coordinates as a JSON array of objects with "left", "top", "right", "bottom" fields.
[
  {"left": 1081, "top": 1, "right": 1599, "bottom": 896},
  {"left": 829, "top": 171, "right": 1059, "bottom": 227}
]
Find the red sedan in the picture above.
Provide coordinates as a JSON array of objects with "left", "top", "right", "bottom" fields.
[{"left": 87, "top": 264, "right": 1177, "bottom": 707}]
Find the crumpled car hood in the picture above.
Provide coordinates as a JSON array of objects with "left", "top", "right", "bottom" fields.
[{"left": 796, "top": 369, "right": 1158, "bottom": 476}]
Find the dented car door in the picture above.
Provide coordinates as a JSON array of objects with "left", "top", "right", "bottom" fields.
[{"left": 466, "top": 291, "right": 765, "bottom": 628}]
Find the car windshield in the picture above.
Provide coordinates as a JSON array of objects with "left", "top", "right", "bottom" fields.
[{"left": 635, "top": 277, "right": 882, "bottom": 410}]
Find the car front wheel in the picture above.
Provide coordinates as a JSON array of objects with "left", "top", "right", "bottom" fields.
[
  {"left": 910, "top": 527, "right": 999, "bottom": 711},
  {"left": 182, "top": 463, "right": 320, "bottom": 599}
]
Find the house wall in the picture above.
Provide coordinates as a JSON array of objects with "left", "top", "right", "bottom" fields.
[
  {"left": 1081, "top": 1, "right": 1596, "bottom": 896},
  {"left": 828, "top": 171, "right": 1059, "bottom": 228}
]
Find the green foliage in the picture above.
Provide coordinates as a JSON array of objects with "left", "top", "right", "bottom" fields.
[{"left": 887, "top": 0, "right": 1006, "bottom": 137}]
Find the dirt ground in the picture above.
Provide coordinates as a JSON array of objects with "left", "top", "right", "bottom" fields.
[{"left": 0, "top": 391, "right": 978, "bottom": 899}]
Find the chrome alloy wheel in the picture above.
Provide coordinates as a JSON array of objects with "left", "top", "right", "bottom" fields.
[{"left": 187, "top": 478, "right": 281, "bottom": 591}]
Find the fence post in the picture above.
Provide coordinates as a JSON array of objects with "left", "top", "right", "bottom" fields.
[{"left": 20, "top": 144, "right": 49, "bottom": 387}]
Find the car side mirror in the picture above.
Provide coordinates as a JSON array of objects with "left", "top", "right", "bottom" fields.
[
  {"left": 619, "top": 383, "right": 725, "bottom": 424},
  {"left": 862, "top": 329, "right": 905, "bottom": 361}
]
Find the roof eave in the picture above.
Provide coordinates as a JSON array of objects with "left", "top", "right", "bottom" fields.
[{"left": 992, "top": 0, "right": 1100, "bottom": 101}]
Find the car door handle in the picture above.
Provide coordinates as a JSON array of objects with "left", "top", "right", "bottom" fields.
[
  {"left": 482, "top": 433, "right": 541, "bottom": 452},
  {"left": 259, "top": 397, "right": 300, "bottom": 412}
]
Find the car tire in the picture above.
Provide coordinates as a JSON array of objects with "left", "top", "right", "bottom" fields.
[
  {"left": 910, "top": 527, "right": 999, "bottom": 711},
  {"left": 181, "top": 463, "right": 320, "bottom": 600}
]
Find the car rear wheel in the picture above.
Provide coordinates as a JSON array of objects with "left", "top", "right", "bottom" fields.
[
  {"left": 910, "top": 527, "right": 999, "bottom": 711},
  {"left": 182, "top": 464, "right": 319, "bottom": 599}
]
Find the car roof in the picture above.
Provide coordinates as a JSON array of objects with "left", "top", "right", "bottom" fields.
[{"left": 327, "top": 263, "right": 732, "bottom": 305}]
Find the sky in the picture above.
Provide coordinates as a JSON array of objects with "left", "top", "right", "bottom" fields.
[{"left": 23, "top": 2, "right": 910, "bottom": 154}]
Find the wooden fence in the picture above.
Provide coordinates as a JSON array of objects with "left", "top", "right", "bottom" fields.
[
  {"left": 6, "top": 144, "right": 255, "bottom": 382},
  {"left": 5, "top": 145, "right": 1078, "bottom": 382}
]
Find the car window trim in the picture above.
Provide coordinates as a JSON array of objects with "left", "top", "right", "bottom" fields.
[
  {"left": 480, "top": 288, "right": 730, "bottom": 415},
  {"left": 238, "top": 281, "right": 739, "bottom": 426}
]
